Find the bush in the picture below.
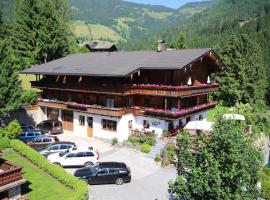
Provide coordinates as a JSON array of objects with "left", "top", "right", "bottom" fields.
[
  {"left": 261, "top": 168, "right": 270, "bottom": 199},
  {"left": 112, "top": 137, "right": 118, "bottom": 145},
  {"left": 128, "top": 135, "right": 156, "bottom": 146},
  {"left": 21, "top": 89, "right": 38, "bottom": 104},
  {"left": 141, "top": 143, "right": 151, "bottom": 153},
  {"left": 0, "top": 137, "right": 10, "bottom": 149},
  {"left": 9, "top": 139, "right": 88, "bottom": 200},
  {"left": 0, "top": 120, "right": 22, "bottom": 139},
  {"left": 155, "top": 154, "right": 161, "bottom": 162},
  {"left": 160, "top": 144, "right": 176, "bottom": 167}
]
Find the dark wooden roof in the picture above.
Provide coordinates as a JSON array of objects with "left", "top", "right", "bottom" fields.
[
  {"left": 21, "top": 48, "right": 223, "bottom": 77},
  {"left": 85, "top": 42, "right": 118, "bottom": 52}
]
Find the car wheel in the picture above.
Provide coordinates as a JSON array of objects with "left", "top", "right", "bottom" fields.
[
  {"left": 84, "top": 162, "right": 93, "bottom": 167},
  {"left": 115, "top": 178, "right": 124, "bottom": 185},
  {"left": 53, "top": 162, "right": 61, "bottom": 166}
]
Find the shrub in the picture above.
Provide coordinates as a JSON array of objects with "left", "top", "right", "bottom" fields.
[
  {"left": 0, "top": 120, "right": 22, "bottom": 139},
  {"left": 9, "top": 139, "right": 88, "bottom": 200},
  {"left": 128, "top": 135, "right": 156, "bottom": 146},
  {"left": 160, "top": 144, "right": 176, "bottom": 167},
  {"left": 0, "top": 137, "right": 10, "bottom": 149},
  {"left": 141, "top": 143, "right": 151, "bottom": 153},
  {"left": 21, "top": 89, "right": 38, "bottom": 104},
  {"left": 112, "top": 137, "right": 118, "bottom": 145},
  {"left": 155, "top": 154, "right": 161, "bottom": 162},
  {"left": 261, "top": 168, "right": 270, "bottom": 199}
]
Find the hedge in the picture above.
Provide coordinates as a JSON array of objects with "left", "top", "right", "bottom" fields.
[
  {"left": 9, "top": 139, "right": 88, "bottom": 200},
  {"left": 0, "top": 137, "right": 10, "bottom": 149}
]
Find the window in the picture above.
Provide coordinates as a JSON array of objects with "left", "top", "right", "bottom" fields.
[
  {"left": 199, "top": 115, "right": 203, "bottom": 120},
  {"left": 85, "top": 152, "right": 95, "bottom": 157},
  {"left": 109, "top": 168, "right": 119, "bottom": 175},
  {"left": 79, "top": 115, "right": 85, "bottom": 126},
  {"left": 128, "top": 120, "right": 133, "bottom": 129},
  {"left": 143, "top": 120, "right": 149, "bottom": 129},
  {"left": 51, "top": 145, "right": 59, "bottom": 151},
  {"left": 106, "top": 98, "right": 114, "bottom": 108},
  {"left": 102, "top": 119, "right": 117, "bottom": 132},
  {"left": 66, "top": 153, "right": 76, "bottom": 158},
  {"left": 97, "top": 169, "right": 108, "bottom": 176},
  {"left": 43, "top": 138, "right": 51, "bottom": 142},
  {"left": 27, "top": 132, "right": 34, "bottom": 137},
  {"left": 60, "top": 145, "right": 68, "bottom": 150},
  {"left": 87, "top": 117, "right": 93, "bottom": 128},
  {"left": 76, "top": 152, "right": 86, "bottom": 157}
]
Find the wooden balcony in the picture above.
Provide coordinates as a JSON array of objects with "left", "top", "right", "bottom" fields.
[
  {"left": 38, "top": 100, "right": 125, "bottom": 117},
  {"left": 32, "top": 81, "right": 219, "bottom": 98},
  {"left": 124, "top": 83, "right": 219, "bottom": 97},
  {"left": 142, "top": 102, "right": 217, "bottom": 119},
  {"left": 0, "top": 158, "right": 23, "bottom": 187},
  {"left": 31, "top": 81, "right": 123, "bottom": 95}
]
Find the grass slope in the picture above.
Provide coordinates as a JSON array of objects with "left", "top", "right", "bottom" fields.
[
  {"left": 71, "top": 21, "right": 124, "bottom": 43},
  {"left": 4, "top": 149, "right": 76, "bottom": 200}
]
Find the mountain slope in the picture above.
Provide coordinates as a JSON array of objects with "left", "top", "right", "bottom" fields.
[
  {"left": 70, "top": 0, "right": 212, "bottom": 42},
  {"left": 119, "top": 0, "right": 270, "bottom": 57}
]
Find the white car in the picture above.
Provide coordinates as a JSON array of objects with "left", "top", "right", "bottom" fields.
[{"left": 47, "top": 148, "right": 99, "bottom": 167}]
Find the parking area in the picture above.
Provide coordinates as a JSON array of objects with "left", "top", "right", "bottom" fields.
[{"left": 58, "top": 133, "right": 176, "bottom": 200}]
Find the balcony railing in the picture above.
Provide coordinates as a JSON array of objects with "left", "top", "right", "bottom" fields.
[
  {"left": 31, "top": 81, "right": 123, "bottom": 95},
  {"left": 32, "top": 81, "right": 219, "bottom": 97},
  {"left": 124, "top": 83, "right": 219, "bottom": 97},
  {"left": 38, "top": 100, "right": 125, "bottom": 117},
  {"left": 143, "top": 102, "right": 217, "bottom": 119},
  {"left": 0, "top": 158, "right": 23, "bottom": 187}
]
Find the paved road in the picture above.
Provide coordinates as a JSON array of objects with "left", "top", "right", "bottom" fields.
[
  {"left": 60, "top": 133, "right": 176, "bottom": 200},
  {"left": 67, "top": 148, "right": 176, "bottom": 200}
]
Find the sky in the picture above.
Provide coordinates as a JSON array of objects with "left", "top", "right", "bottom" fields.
[{"left": 123, "top": 0, "right": 204, "bottom": 9}]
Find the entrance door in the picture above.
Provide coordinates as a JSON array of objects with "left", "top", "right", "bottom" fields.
[
  {"left": 87, "top": 117, "right": 93, "bottom": 137},
  {"left": 62, "top": 110, "right": 74, "bottom": 131}
]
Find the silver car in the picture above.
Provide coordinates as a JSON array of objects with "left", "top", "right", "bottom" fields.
[{"left": 39, "top": 142, "right": 76, "bottom": 157}]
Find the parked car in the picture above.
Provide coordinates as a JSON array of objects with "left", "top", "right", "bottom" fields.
[
  {"left": 47, "top": 147, "right": 99, "bottom": 167},
  {"left": 38, "top": 141, "right": 76, "bottom": 157},
  {"left": 26, "top": 136, "right": 59, "bottom": 151},
  {"left": 21, "top": 125, "right": 36, "bottom": 132},
  {"left": 37, "top": 120, "right": 63, "bottom": 134},
  {"left": 18, "top": 130, "right": 46, "bottom": 142},
  {"left": 74, "top": 162, "right": 131, "bottom": 185}
]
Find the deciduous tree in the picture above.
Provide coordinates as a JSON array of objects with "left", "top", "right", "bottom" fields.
[{"left": 169, "top": 118, "right": 263, "bottom": 200}]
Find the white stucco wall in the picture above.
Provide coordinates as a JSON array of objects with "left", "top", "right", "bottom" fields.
[{"left": 132, "top": 116, "right": 168, "bottom": 136}]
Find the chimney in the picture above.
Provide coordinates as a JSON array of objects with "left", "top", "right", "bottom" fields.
[{"left": 157, "top": 40, "right": 166, "bottom": 52}]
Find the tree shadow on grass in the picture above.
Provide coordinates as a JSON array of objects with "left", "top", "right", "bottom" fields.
[{"left": 21, "top": 180, "right": 32, "bottom": 196}]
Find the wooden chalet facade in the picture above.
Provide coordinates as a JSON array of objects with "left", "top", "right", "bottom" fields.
[
  {"left": 0, "top": 156, "right": 26, "bottom": 200},
  {"left": 21, "top": 48, "right": 224, "bottom": 142}
]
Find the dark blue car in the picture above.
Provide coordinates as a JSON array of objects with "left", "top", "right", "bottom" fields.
[{"left": 19, "top": 130, "right": 46, "bottom": 142}]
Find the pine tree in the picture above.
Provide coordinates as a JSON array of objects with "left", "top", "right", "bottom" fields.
[
  {"left": 11, "top": 0, "right": 73, "bottom": 70},
  {"left": 0, "top": 47, "right": 22, "bottom": 119},
  {"left": 173, "top": 32, "right": 187, "bottom": 49},
  {"left": 217, "top": 33, "right": 268, "bottom": 107}
]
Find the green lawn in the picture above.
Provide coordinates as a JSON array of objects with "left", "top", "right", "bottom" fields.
[
  {"left": 206, "top": 105, "right": 230, "bottom": 122},
  {"left": 19, "top": 74, "right": 40, "bottom": 92},
  {"left": 4, "top": 149, "right": 77, "bottom": 200}
]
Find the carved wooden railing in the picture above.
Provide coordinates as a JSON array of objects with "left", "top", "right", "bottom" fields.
[
  {"left": 123, "top": 83, "right": 219, "bottom": 97},
  {"left": 32, "top": 81, "right": 219, "bottom": 97},
  {"left": 37, "top": 100, "right": 216, "bottom": 119},
  {"left": 38, "top": 100, "right": 125, "bottom": 117},
  {"left": 142, "top": 102, "right": 217, "bottom": 119},
  {"left": 0, "top": 159, "right": 23, "bottom": 187},
  {"left": 31, "top": 81, "right": 123, "bottom": 95}
]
